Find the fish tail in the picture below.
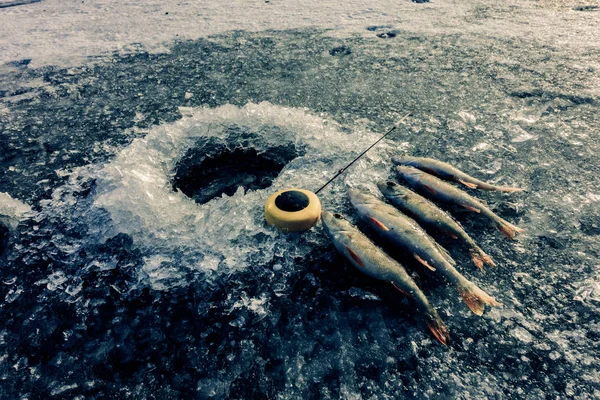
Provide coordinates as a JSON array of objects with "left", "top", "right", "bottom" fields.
[
  {"left": 477, "top": 181, "right": 525, "bottom": 192},
  {"left": 496, "top": 219, "right": 525, "bottom": 239},
  {"left": 468, "top": 249, "right": 484, "bottom": 270},
  {"left": 497, "top": 186, "right": 526, "bottom": 193},
  {"left": 469, "top": 248, "right": 496, "bottom": 270},
  {"left": 425, "top": 312, "right": 450, "bottom": 346},
  {"left": 458, "top": 282, "right": 502, "bottom": 316}
]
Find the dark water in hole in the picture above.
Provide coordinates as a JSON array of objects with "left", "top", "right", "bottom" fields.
[
  {"left": 0, "top": 27, "right": 599, "bottom": 399},
  {"left": 175, "top": 147, "right": 286, "bottom": 204},
  {"left": 173, "top": 125, "right": 303, "bottom": 204}
]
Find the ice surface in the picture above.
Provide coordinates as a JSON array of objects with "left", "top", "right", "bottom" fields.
[
  {"left": 574, "top": 270, "right": 600, "bottom": 310},
  {"left": 1, "top": 4, "right": 600, "bottom": 398},
  {"left": 2, "top": 0, "right": 600, "bottom": 71},
  {"left": 0, "top": 192, "right": 32, "bottom": 228}
]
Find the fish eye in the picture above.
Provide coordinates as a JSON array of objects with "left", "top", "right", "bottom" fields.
[
  {"left": 386, "top": 181, "right": 396, "bottom": 187},
  {"left": 333, "top": 213, "right": 344, "bottom": 219}
]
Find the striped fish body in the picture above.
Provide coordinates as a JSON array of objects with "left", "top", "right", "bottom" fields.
[
  {"left": 378, "top": 180, "right": 460, "bottom": 234},
  {"left": 392, "top": 156, "right": 524, "bottom": 192},
  {"left": 348, "top": 188, "right": 456, "bottom": 273},
  {"left": 347, "top": 189, "right": 501, "bottom": 316},
  {"left": 377, "top": 181, "right": 495, "bottom": 269},
  {"left": 320, "top": 210, "right": 449, "bottom": 344},
  {"left": 395, "top": 166, "right": 524, "bottom": 239},
  {"left": 321, "top": 211, "right": 422, "bottom": 291}
]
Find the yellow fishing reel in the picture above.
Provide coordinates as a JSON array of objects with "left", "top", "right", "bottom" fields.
[{"left": 264, "top": 189, "right": 322, "bottom": 232}]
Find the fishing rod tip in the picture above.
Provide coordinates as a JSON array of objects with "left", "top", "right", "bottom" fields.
[{"left": 394, "top": 113, "right": 412, "bottom": 127}]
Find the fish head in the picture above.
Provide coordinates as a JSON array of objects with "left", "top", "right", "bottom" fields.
[
  {"left": 392, "top": 155, "right": 419, "bottom": 167},
  {"left": 395, "top": 165, "right": 424, "bottom": 181},
  {"left": 348, "top": 187, "right": 379, "bottom": 207},
  {"left": 320, "top": 211, "right": 353, "bottom": 238},
  {"left": 377, "top": 180, "right": 410, "bottom": 199}
]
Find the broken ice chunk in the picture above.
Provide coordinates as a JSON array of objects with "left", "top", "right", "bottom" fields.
[{"left": 508, "top": 125, "right": 539, "bottom": 143}]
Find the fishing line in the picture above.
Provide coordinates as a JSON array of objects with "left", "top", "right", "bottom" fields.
[{"left": 314, "top": 112, "right": 412, "bottom": 195}]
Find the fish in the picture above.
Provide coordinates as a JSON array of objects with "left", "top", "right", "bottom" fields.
[
  {"left": 377, "top": 181, "right": 495, "bottom": 270},
  {"left": 348, "top": 189, "right": 501, "bottom": 316},
  {"left": 392, "top": 156, "right": 525, "bottom": 193},
  {"left": 396, "top": 166, "right": 525, "bottom": 239},
  {"left": 321, "top": 211, "right": 450, "bottom": 344}
]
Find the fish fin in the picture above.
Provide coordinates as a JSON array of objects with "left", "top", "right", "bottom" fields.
[
  {"left": 468, "top": 249, "right": 485, "bottom": 271},
  {"left": 478, "top": 250, "right": 496, "bottom": 267},
  {"left": 458, "top": 284, "right": 502, "bottom": 316},
  {"left": 497, "top": 186, "right": 526, "bottom": 193},
  {"left": 434, "top": 242, "right": 455, "bottom": 266},
  {"left": 425, "top": 313, "right": 450, "bottom": 346},
  {"left": 496, "top": 220, "right": 525, "bottom": 239},
  {"left": 462, "top": 204, "right": 481, "bottom": 213},
  {"left": 486, "top": 256, "right": 496, "bottom": 267},
  {"left": 368, "top": 216, "right": 390, "bottom": 231},
  {"left": 414, "top": 254, "right": 436, "bottom": 271},
  {"left": 458, "top": 179, "right": 478, "bottom": 189},
  {"left": 345, "top": 246, "right": 365, "bottom": 267},
  {"left": 390, "top": 282, "right": 412, "bottom": 298},
  {"left": 424, "top": 185, "right": 438, "bottom": 196}
]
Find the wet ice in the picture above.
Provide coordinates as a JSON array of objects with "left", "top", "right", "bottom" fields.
[{"left": 1, "top": 20, "right": 600, "bottom": 398}]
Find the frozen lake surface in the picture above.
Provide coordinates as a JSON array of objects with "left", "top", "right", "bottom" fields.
[{"left": 1, "top": 0, "right": 599, "bottom": 398}]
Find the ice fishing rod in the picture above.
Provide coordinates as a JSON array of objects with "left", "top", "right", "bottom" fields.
[{"left": 264, "top": 112, "right": 412, "bottom": 232}]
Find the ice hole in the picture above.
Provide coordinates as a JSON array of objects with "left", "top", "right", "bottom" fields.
[
  {"left": 172, "top": 125, "right": 302, "bottom": 204},
  {"left": 87, "top": 102, "right": 401, "bottom": 279}
]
